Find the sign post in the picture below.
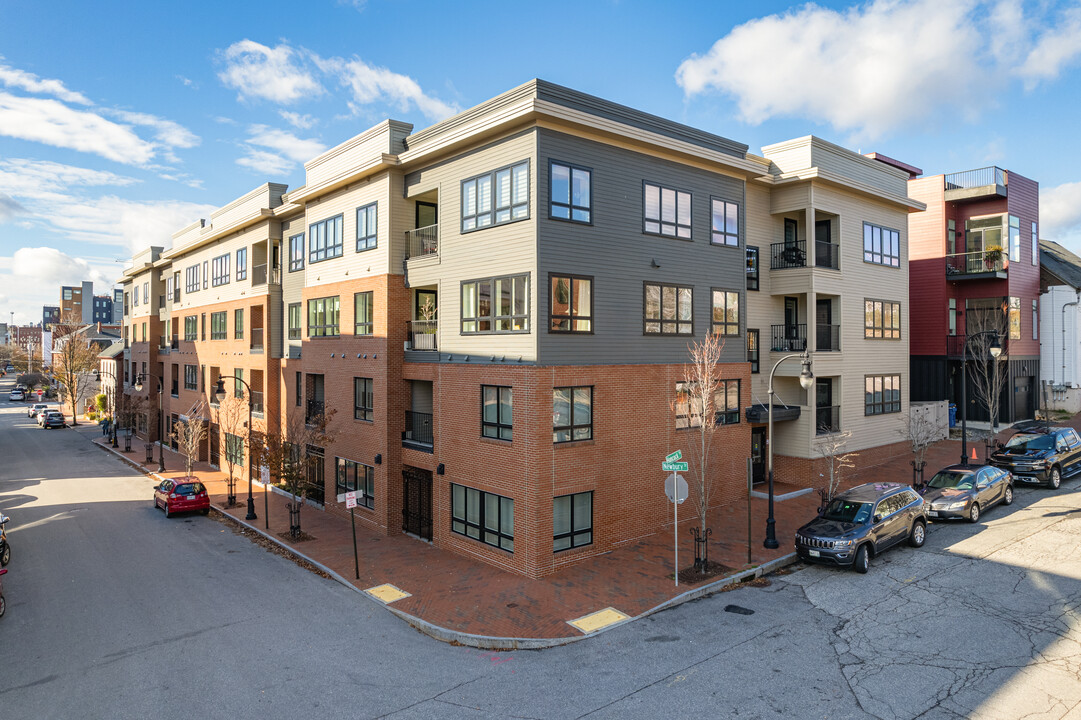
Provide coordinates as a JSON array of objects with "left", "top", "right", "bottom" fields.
[
  {"left": 260, "top": 463, "right": 271, "bottom": 531},
  {"left": 664, "top": 471, "right": 689, "bottom": 587},
  {"left": 346, "top": 491, "right": 360, "bottom": 579}
]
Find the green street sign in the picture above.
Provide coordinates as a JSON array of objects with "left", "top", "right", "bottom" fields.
[
  {"left": 665, "top": 450, "right": 682, "bottom": 462},
  {"left": 662, "top": 461, "right": 689, "bottom": 472}
]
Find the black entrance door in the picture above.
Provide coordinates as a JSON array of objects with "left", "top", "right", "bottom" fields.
[
  {"left": 402, "top": 466, "right": 433, "bottom": 540},
  {"left": 209, "top": 423, "right": 220, "bottom": 467},
  {"left": 1014, "top": 376, "right": 1033, "bottom": 421},
  {"left": 306, "top": 445, "right": 325, "bottom": 506},
  {"left": 751, "top": 427, "right": 766, "bottom": 485}
]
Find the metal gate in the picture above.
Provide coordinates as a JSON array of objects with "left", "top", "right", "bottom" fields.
[{"left": 402, "top": 466, "right": 433, "bottom": 540}]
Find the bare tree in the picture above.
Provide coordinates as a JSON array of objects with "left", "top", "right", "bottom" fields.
[
  {"left": 264, "top": 407, "right": 337, "bottom": 539},
  {"left": 169, "top": 400, "right": 210, "bottom": 478},
  {"left": 967, "top": 303, "right": 1011, "bottom": 457},
  {"left": 815, "top": 429, "right": 858, "bottom": 510},
  {"left": 51, "top": 313, "right": 98, "bottom": 425},
  {"left": 115, "top": 391, "right": 147, "bottom": 437},
  {"left": 901, "top": 405, "right": 941, "bottom": 489},
  {"left": 672, "top": 331, "right": 726, "bottom": 571},
  {"left": 213, "top": 395, "right": 248, "bottom": 507}
]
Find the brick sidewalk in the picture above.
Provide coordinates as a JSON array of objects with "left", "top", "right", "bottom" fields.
[{"left": 83, "top": 421, "right": 1024, "bottom": 645}]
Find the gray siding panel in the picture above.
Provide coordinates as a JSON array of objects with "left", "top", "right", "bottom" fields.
[{"left": 537, "top": 128, "right": 747, "bottom": 366}]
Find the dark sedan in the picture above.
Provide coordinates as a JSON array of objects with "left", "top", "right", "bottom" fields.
[{"left": 922, "top": 464, "right": 1013, "bottom": 522}]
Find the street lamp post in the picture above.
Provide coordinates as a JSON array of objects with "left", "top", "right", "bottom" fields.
[
  {"left": 215, "top": 376, "right": 257, "bottom": 521},
  {"left": 134, "top": 373, "right": 166, "bottom": 473},
  {"left": 959, "top": 330, "right": 1003, "bottom": 466},
  {"left": 765, "top": 351, "right": 815, "bottom": 549},
  {"left": 109, "top": 367, "right": 119, "bottom": 448}
]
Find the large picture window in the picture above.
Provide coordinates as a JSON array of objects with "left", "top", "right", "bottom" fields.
[
  {"left": 865, "top": 375, "right": 901, "bottom": 415},
  {"left": 554, "top": 492, "right": 593, "bottom": 551},
  {"left": 711, "top": 290, "right": 740, "bottom": 336},
  {"left": 549, "top": 274, "right": 592, "bottom": 333},
  {"left": 288, "top": 233, "right": 305, "bottom": 272},
  {"left": 307, "top": 296, "right": 340, "bottom": 338},
  {"left": 461, "top": 274, "right": 528, "bottom": 333},
  {"left": 863, "top": 222, "right": 900, "bottom": 267},
  {"left": 482, "top": 385, "right": 512, "bottom": 441},
  {"left": 451, "top": 484, "right": 514, "bottom": 552},
  {"left": 354, "top": 292, "right": 373, "bottom": 336},
  {"left": 461, "top": 161, "right": 529, "bottom": 232},
  {"left": 644, "top": 283, "right": 693, "bottom": 335},
  {"left": 644, "top": 182, "right": 691, "bottom": 238},
  {"left": 336, "top": 458, "right": 374, "bottom": 508},
  {"left": 309, "top": 215, "right": 343, "bottom": 263},
  {"left": 550, "top": 161, "right": 591, "bottom": 223},
  {"left": 353, "top": 377, "right": 373, "bottom": 421},
  {"left": 711, "top": 198, "right": 739, "bottom": 246},
  {"left": 356, "top": 202, "right": 377, "bottom": 252},
  {"left": 864, "top": 299, "right": 901, "bottom": 339},
  {"left": 554, "top": 386, "right": 592, "bottom": 443}
]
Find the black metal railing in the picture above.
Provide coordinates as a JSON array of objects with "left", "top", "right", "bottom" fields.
[
  {"left": 945, "top": 166, "right": 1006, "bottom": 190},
  {"left": 252, "top": 264, "right": 279, "bottom": 286},
  {"left": 815, "top": 241, "right": 839, "bottom": 269},
  {"left": 771, "top": 324, "right": 807, "bottom": 352},
  {"left": 771, "top": 240, "right": 806, "bottom": 269},
  {"left": 158, "top": 295, "right": 166, "bottom": 309},
  {"left": 170, "top": 336, "right": 179, "bottom": 349},
  {"left": 158, "top": 336, "right": 169, "bottom": 351},
  {"left": 173, "top": 288, "right": 180, "bottom": 303},
  {"left": 250, "top": 328, "right": 264, "bottom": 351},
  {"left": 945, "top": 251, "right": 1007, "bottom": 276},
  {"left": 251, "top": 390, "right": 264, "bottom": 415},
  {"left": 171, "top": 381, "right": 179, "bottom": 397},
  {"left": 404, "top": 410, "right": 433, "bottom": 446},
  {"left": 306, "top": 399, "right": 324, "bottom": 426},
  {"left": 816, "top": 405, "right": 841, "bottom": 435},
  {"left": 816, "top": 324, "right": 840, "bottom": 351},
  {"left": 407, "top": 320, "right": 438, "bottom": 351},
  {"left": 405, "top": 224, "right": 439, "bottom": 259}
]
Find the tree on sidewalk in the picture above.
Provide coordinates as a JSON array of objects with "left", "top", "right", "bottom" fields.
[
  {"left": 264, "top": 407, "right": 337, "bottom": 539},
  {"left": 51, "top": 312, "right": 98, "bottom": 426},
  {"left": 967, "top": 302, "right": 1010, "bottom": 457},
  {"left": 815, "top": 429, "right": 858, "bottom": 510},
  {"left": 213, "top": 394, "right": 248, "bottom": 507},
  {"left": 900, "top": 405, "right": 940, "bottom": 489},
  {"left": 170, "top": 400, "right": 210, "bottom": 478}
]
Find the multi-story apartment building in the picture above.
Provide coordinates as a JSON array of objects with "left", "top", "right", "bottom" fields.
[
  {"left": 120, "top": 80, "right": 921, "bottom": 578},
  {"left": 42, "top": 306, "right": 60, "bottom": 328},
  {"left": 92, "top": 295, "right": 114, "bottom": 324},
  {"left": 907, "top": 166, "right": 1041, "bottom": 423},
  {"left": 60, "top": 281, "right": 94, "bottom": 324},
  {"left": 121, "top": 247, "right": 166, "bottom": 439}
]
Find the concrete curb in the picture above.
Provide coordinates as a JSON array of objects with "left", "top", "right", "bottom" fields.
[{"left": 88, "top": 430, "right": 801, "bottom": 649}]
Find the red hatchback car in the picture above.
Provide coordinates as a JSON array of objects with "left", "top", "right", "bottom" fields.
[{"left": 154, "top": 478, "right": 210, "bottom": 517}]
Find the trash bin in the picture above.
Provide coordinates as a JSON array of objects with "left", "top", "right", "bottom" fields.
[
  {"left": 124, "top": 432, "right": 131, "bottom": 452},
  {"left": 948, "top": 403, "right": 957, "bottom": 428},
  {"left": 145, "top": 443, "right": 154, "bottom": 463}
]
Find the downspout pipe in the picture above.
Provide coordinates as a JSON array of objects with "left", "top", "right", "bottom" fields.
[{"left": 1062, "top": 291, "right": 1079, "bottom": 386}]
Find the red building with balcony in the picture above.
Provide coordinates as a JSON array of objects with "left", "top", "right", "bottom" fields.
[{"left": 904, "top": 166, "right": 1041, "bottom": 422}]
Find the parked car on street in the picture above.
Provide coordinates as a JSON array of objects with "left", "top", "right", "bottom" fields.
[
  {"left": 153, "top": 479, "right": 210, "bottom": 518},
  {"left": 795, "top": 482, "right": 927, "bottom": 573},
  {"left": 989, "top": 426, "right": 1081, "bottom": 489},
  {"left": 922, "top": 464, "right": 1013, "bottom": 522},
  {"left": 40, "top": 410, "right": 65, "bottom": 429},
  {"left": 27, "top": 403, "right": 49, "bottom": 418},
  {"left": 8, "top": 389, "right": 25, "bottom": 402}
]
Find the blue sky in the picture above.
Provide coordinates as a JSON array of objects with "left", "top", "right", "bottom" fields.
[{"left": 2, "top": 0, "right": 1081, "bottom": 325}]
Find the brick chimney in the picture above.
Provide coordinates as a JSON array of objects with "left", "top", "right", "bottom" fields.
[{"left": 97, "top": 322, "right": 102, "bottom": 332}]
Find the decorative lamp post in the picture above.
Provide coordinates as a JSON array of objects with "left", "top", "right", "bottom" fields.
[
  {"left": 134, "top": 373, "right": 166, "bottom": 473},
  {"left": 215, "top": 376, "right": 257, "bottom": 521},
  {"left": 764, "top": 351, "right": 815, "bottom": 549},
  {"left": 960, "top": 331, "right": 1002, "bottom": 466}
]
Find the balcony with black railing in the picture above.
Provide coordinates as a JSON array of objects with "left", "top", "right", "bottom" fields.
[
  {"left": 771, "top": 324, "right": 807, "bottom": 352},
  {"left": 816, "top": 405, "right": 841, "bottom": 435},
  {"left": 815, "top": 241, "right": 839, "bottom": 270},
  {"left": 305, "top": 399, "right": 324, "bottom": 426},
  {"left": 407, "top": 320, "right": 437, "bottom": 351},
  {"left": 816, "top": 324, "right": 840, "bottom": 352},
  {"left": 405, "top": 224, "right": 439, "bottom": 259},
  {"left": 944, "top": 166, "right": 1007, "bottom": 201},
  {"left": 403, "top": 410, "right": 433, "bottom": 450},
  {"left": 945, "top": 250, "right": 1007, "bottom": 279},
  {"left": 771, "top": 240, "right": 807, "bottom": 269},
  {"left": 170, "top": 336, "right": 179, "bottom": 349},
  {"left": 250, "top": 327, "right": 264, "bottom": 353},
  {"left": 158, "top": 335, "right": 170, "bottom": 352}
]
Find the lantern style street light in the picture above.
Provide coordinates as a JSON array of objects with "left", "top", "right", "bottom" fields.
[
  {"left": 214, "top": 376, "right": 257, "bottom": 521},
  {"left": 133, "top": 373, "right": 166, "bottom": 473},
  {"left": 959, "top": 331, "right": 1002, "bottom": 466},
  {"left": 764, "top": 352, "right": 815, "bottom": 549}
]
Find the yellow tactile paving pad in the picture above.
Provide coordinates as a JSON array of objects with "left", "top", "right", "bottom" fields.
[
  {"left": 567, "top": 607, "right": 630, "bottom": 634},
  {"left": 365, "top": 583, "right": 411, "bottom": 604}
]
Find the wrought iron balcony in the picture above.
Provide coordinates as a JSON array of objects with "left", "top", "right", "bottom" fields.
[
  {"left": 816, "top": 324, "right": 840, "bottom": 352},
  {"left": 403, "top": 410, "right": 433, "bottom": 448},
  {"left": 407, "top": 320, "right": 437, "bottom": 351},
  {"left": 771, "top": 240, "right": 807, "bottom": 269},
  {"left": 405, "top": 224, "right": 439, "bottom": 259},
  {"left": 815, "top": 241, "right": 839, "bottom": 270},
  {"left": 771, "top": 324, "right": 807, "bottom": 352},
  {"left": 816, "top": 405, "right": 841, "bottom": 435}
]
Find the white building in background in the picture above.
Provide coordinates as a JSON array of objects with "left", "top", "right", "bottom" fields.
[{"left": 1039, "top": 240, "right": 1081, "bottom": 413}]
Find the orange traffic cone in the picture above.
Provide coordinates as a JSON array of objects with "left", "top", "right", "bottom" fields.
[{"left": 971, "top": 447, "right": 978, "bottom": 461}]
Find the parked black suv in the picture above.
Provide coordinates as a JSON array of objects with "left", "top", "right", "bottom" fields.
[
  {"left": 795, "top": 482, "right": 927, "bottom": 573},
  {"left": 990, "top": 426, "right": 1081, "bottom": 489}
]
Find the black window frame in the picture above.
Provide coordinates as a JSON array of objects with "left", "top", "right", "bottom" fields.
[
  {"left": 234, "top": 308, "right": 244, "bottom": 340},
  {"left": 288, "top": 303, "right": 302, "bottom": 340},
  {"left": 460, "top": 159, "right": 530, "bottom": 234},
  {"left": 335, "top": 457, "right": 374, "bottom": 509},
  {"left": 481, "top": 385, "right": 513, "bottom": 441},
  {"left": 183, "top": 364, "right": 197, "bottom": 391},
  {"left": 715, "top": 379, "right": 741, "bottom": 425},
  {"left": 451, "top": 483, "right": 514, "bottom": 552},
  {"left": 710, "top": 197, "right": 739, "bottom": 246},
  {"left": 210, "top": 311, "right": 227, "bottom": 340},
  {"left": 353, "top": 377, "right": 373, "bottom": 422},
  {"left": 308, "top": 214, "right": 344, "bottom": 264},
  {"left": 748, "top": 329, "right": 760, "bottom": 373},
  {"left": 548, "top": 273, "right": 593, "bottom": 334},
  {"left": 288, "top": 233, "right": 305, "bottom": 272},
  {"left": 865, "top": 374, "right": 902, "bottom": 415},
  {"left": 295, "top": 371, "right": 302, "bottom": 408},
  {"left": 548, "top": 159, "right": 592, "bottom": 224},
  {"left": 354, "top": 291, "right": 373, "bottom": 336},
  {"left": 553, "top": 386, "right": 593, "bottom": 443},
  {"left": 211, "top": 253, "right": 230, "bottom": 287},
  {"left": 863, "top": 222, "right": 901, "bottom": 268},
  {"left": 746, "top": 246, "right": 759, "bottom": 290},
  {"left": 236, "top": 247, "right": 247, "bottom": 281},
  {"left": 643, "top": 282, "right": 693, "bottom": 336},
  {"left": 356, "top": 202, "right": 377, "bottom": 252},
  {"left": 643, "top": 181, "right": 692, "bottom": 239},
  {"left": 460, "top": 273, "right": 529, "bottom": 334},
  {"left": 307, "top": 296, "right": 341, "bottom": 338},
  {"left": 864, "top": 298, "right": 901, "bottom": 339},
  {"left": 554, "top": 491, "right": 593, "bottom": 552},
  {"left": 225, "top": 433, "right": 244, "bottom": 467},
  {"left": 184, "top": 315, "right": 197, "bottom": 342},
  {"left": 711, "top": 288, "right": 740, "bottom": 337}
]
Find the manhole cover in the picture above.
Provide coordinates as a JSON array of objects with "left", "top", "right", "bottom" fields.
[{"left": 724, "top": 605, "right": 754, "bottom": 615}]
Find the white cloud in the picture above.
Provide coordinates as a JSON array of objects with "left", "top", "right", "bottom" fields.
[
  {"left": 676, "top": 0, "right": 1080, "bottom": 141},
  {"left": 109, "top": 110, "right": 200, "bottom": 150},
  {"left": 279, "top": 110, "right": 316, "bottom": 129},
  {"left": 236, "top": 124, "right": 326, "bottom": 175},
  {"left": 218, "top": 40, "right": 323, "bottom": 104},
  {"left": 320, "top": 56, "right": 458, "bottom": 121},
  {"left": 236, "top": 149, "right": 294, "bottom": 175},
  {"left": 0, "top": 61, "right": 91, "bottom": 104},
  {"left": 0, "top": 247, "right": 122, "bottom": 325},
  {"left": 0, "top": 158, "right": 138, "bottom": 199},
  {"left": 0, "top": 193, "right": 27, "bottom": 221},
  {"left": 1042, "top": 181, "right": 1081, "bottom": 248},
  {"left": 11, "top": 246, "right": 109, "bottom": 285}
]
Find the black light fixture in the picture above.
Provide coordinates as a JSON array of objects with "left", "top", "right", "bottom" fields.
[
  {"left": 374, "top": 454, "right": 382, "bottom": 465},
  {"left": 436, "top": 463, "right": 445, "bottom": 475}
]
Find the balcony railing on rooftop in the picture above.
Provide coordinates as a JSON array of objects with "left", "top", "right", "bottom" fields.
[
  {"left": 945, "top": 166, "right": 1006, "bottom": 191},
  {"left": 405, "top": 224, "right": 439, "bottom": 259},
  {"left": 407, "top": 320, "right": 437, "bottom": 351},
  {"left": 771, "top": 240, "right": 806, "bottom": 269},
  {"left": 945, "top": 250, "right": 1007, "bottom": 277},
  {"left": 771, "top": 324, "right": 807, "bottom": 352},
  {"left": 252, "top": 264, "right": 280, "bottom": 286}
]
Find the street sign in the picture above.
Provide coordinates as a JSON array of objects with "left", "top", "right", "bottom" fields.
[
  {"left": 664, "top": 472, "right": 689, "bottom": 504},
  {"left": 345, "top": 491, "right": 357, "bottom": 509},
  {"left": 665, "top": 450, "right": 682, "bottom": 462},
  {"left": 662, "top": 461, "right": 689, "bottom": 472},
  {"left": 260, "top": 465, "right": 270, "bottom": 486}
]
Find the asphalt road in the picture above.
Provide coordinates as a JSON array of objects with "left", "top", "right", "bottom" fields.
[{"left": 4, "top": 375, "right": 1081, "bottom": 719}]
